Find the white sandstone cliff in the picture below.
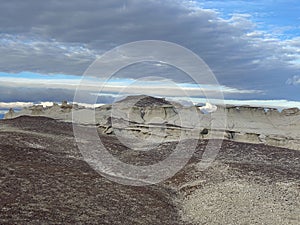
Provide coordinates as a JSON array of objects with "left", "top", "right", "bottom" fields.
[{"left": 4, "top": 96, "right": 300, "bottom": 150}]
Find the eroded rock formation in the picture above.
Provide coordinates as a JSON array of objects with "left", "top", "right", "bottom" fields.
[
  {"left": 4, "top": 96, "right": 300, "bottom": 150},
  {"left": 3, "top": 108, "right": 15, "bottom": 119}
]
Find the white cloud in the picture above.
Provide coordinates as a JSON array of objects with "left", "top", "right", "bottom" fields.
[
  {"left": 0, "top": 102, "right": 34, "bottom": 109},
  {"left": 286, "top": 75, "right": 300, "bottom": 85},
  {"left": 0, "top": 0, "right": 299, "bottom": 101},
  {"left": 199, "top": 102, "right": 218, "bottom": 113},
  {"left": 0, "top": 110, "right": 8, "bottom": 114},
  {"left": 168, "top": 97, "right": 300, "bottom": 110},
  {"left": 0, "top": 76, "right": 261, "bottom": 97}
]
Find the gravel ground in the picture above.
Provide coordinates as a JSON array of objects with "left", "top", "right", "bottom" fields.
[{"left": 0, "top": 116, "right": 300, "bottom": 224}]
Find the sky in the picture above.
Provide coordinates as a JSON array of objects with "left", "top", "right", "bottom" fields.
[{"left": 0, "top": 0, "right": 300, "bottom": 109}]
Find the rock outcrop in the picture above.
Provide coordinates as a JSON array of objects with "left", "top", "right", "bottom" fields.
[
  {"left": 4, "top": 101, "right": 79, "bottom": 121},
  {"left": 4, "top": 96, "right": 300, "bottom": 150},
  {"left": 4, "top": 108, "right": 15, "bottom": 119}
]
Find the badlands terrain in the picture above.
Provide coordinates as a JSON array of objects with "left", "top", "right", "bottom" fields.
[
  {"left": 5, "top": 95, "right": 300, "bottom": 150},
  {"left": 1, "top": 96, "right": 300, "bottom": 224}
]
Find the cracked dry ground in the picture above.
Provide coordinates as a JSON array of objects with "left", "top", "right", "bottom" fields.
[{"left": 0, "top": 116, "right": 300, "bottom": 224}]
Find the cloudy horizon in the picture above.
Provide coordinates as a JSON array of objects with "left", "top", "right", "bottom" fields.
[{"left": 1, "top": 0, "right": 300, "bottom": 111}]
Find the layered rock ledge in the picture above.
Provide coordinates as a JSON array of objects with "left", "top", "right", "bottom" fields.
[{"left": 4, "top": 96, "right": 300, "bottom": 150}]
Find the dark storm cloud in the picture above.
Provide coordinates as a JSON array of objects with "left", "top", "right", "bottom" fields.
[
  {"left": 0, "top": 86, "right": 76, "bottom": 102},
  {"left": 0, "top": 0, "right": 299, "bottom": 100},
  {"left": 0, "top": 86, "right": 115, "bottom": 104},
  {"left": 0, "top": 37, "right": 94, "bottom": 74}
]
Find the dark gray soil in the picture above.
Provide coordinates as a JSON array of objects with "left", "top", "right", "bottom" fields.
[{"left": 0, "top": 116, "right": 299, "bottom": 224}]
